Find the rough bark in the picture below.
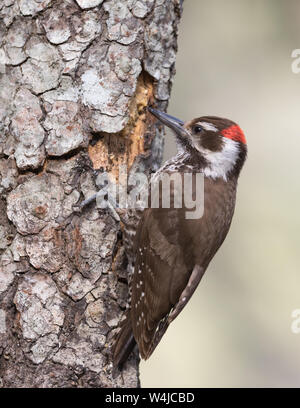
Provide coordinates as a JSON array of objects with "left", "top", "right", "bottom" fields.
[{"left": 0, "top": 0, "right": 182, "bottom": 388}]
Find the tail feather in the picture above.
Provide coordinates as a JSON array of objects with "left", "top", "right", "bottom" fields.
[{"left": 113, "top": 311, "right": 136, "bottom": 368}]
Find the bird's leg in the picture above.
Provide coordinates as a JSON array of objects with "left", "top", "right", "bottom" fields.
[
  {"left": 106, "top": 198, "right": 121, "bottom": 222},
  {"left": 77, "top": 193, "right": 98, "bottom": 210},
  {"left": 72, "top": 191, "right": 126, "bottom": 223},
  {"left": 72, "top": 192, "right": 98, "bottom": 213}
]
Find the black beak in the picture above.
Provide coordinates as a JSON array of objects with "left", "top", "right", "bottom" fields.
[{"left": 148, "top": 107, "right": 186, "bottom": 136}]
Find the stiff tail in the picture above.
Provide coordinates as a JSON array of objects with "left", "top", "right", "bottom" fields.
[{"left": 113, "top": 311, "right": 136, "bottom": 368}]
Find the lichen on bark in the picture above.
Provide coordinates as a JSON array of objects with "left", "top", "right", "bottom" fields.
[{"left": 0, "top": 0, "right": 182, "bottom": 388}]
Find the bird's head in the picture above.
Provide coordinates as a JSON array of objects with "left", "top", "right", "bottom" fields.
[{"left": 148, "top": 107, "right": 247, "bottom": 181}]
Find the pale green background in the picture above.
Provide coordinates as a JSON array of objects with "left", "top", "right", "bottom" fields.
[{"left": 141, "top": 0, "right": 300, "bottom": 387}]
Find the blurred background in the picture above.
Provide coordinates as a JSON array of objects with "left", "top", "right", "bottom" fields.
[{"left": 141, "top": 0, "right": 300, "bottom": 387}]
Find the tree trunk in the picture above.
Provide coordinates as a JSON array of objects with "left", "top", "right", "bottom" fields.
[{"left": 0, "top": 0, "right": 182, "bottom": 388}]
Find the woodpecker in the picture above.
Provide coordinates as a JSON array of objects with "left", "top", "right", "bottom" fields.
[{"left": 113, "top": 107, "right": 247, "bottom": 367}]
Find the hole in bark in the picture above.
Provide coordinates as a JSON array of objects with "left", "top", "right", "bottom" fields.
[{"left": 90, "top": 131, "right": 105, "bottom": 146}]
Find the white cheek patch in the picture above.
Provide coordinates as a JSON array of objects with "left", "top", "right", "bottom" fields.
[
  {"left": 199, "top": 122, "right": 218, "bottom": 132},
  {"left": 198, "top": 138, "right": 240, "bottom": 181}
]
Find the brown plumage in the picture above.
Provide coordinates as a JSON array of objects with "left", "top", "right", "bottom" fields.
[{"left": 113, "top": 108, "right": 247, "bottom": 367}]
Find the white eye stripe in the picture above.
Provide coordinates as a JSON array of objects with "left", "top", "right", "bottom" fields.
[
  {"left": 198, "top": 122, "right": 218, "bottom": 132},
  {"left": 199, "top": 138, "right": 240, "bottom": 181}
]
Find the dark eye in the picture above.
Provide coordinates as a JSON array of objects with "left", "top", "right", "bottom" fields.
[{"left": 193, "top": 125, "right": 203, "bottom": 134}]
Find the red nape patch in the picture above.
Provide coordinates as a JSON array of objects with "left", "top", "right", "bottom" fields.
[{"left": 221, "top": 125, "right": 246, "bottom": 144}]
